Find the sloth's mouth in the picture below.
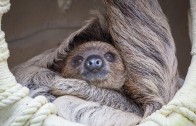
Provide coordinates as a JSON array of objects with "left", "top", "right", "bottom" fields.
[{"left": 81, "top": 70, "right": 108, "bottom": 82}]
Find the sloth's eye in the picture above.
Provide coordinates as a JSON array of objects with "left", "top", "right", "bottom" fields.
[
  {"left": 104, "top": 52, "right": 116, "bottom": 62},
  {"left": 72, "top": 56, "right": 84, "bottom": 66}
]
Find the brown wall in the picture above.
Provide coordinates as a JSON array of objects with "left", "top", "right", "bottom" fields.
[
  {"left": 2, "top": 0, "right": 190, "bottom": 77},
  {"left": 159, "top": 0, "right": 191, "bottom": 77}
]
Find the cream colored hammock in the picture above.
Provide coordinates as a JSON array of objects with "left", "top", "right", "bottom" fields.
[{"left": 0, "top": 0, "right": 195, "bottom": 126}]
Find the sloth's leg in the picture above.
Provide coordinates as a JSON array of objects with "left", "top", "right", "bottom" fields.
[{"left": 53, "top": 96, "right": 142, "bottom": 126}]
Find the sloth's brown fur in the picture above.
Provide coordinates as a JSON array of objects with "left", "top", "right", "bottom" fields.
[
  {"left": 100, "top": 0, "right": 180, "bottom": 116},
  {"left": 61, "top": 41, "right": 126, "bottom": 90},
  {"left": 12, "top": 0, "right": 180, "bottom": 125}
]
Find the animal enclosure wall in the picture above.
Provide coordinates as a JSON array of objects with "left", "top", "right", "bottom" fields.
[{"left": 2, "top": 0, "right": 190, "bottom": 77}]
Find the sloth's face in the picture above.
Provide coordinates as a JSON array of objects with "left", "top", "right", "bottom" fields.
[{"left": 62, "top": 41, "right": 126, "bottom": 90}]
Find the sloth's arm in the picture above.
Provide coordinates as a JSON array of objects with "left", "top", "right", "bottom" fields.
[
  {"left": 51, "top": 77, "right": 142, "bottom": 115},
  {"left": 103, "top": 0, "right": 179, "bottom": 116},
  {"left": 13, "top": 64, "right": 141, "bottom": 114},
  {"left": 12, "top": 65, "right": 59, "bottom": 102}
]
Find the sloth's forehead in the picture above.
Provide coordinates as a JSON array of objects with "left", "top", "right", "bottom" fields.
[
  {"left": 75, "top": 47, "right": 106, "bottom": 57},
  {"left": 73, "top": 42, "right": 117, "bottom": 53}
]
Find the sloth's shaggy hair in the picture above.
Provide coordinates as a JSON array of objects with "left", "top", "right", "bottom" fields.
[{"left": 12, "top": 0, "right": 179, "bottom": 125}]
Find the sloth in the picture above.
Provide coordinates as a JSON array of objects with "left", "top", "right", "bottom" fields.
[
  {"left": 12, "top": 0, "right": 180, "bottom": 125},
  {"left": 12, "top": 41, "right": 143, "bottom": 117}
]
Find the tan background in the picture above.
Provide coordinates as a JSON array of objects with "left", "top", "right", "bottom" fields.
[{"left": 2, "top": 0, "right": 190, "bottom": 77}]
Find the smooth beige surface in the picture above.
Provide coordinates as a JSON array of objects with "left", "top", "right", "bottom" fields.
[{"left": 2, "top": 0, "right": 190, "bottom": 77}]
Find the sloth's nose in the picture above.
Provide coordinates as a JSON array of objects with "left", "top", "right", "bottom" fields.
[{"left": 85, "top": 55, "right": 104, "bottom": 72}]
